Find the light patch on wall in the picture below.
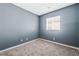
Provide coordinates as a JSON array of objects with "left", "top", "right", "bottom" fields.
[{"left": 46, "top": 16, "right": 60, "bottom": 31}]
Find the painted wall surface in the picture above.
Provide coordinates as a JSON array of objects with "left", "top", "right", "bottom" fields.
[
  {"left": 78, "top": 4, "right": 79, "bottom": 47},
  {"left": 40, "top": 4, "right": 79, "bottom": 47},
  {"left": 0, "top": 3, "right": 79, "bottom": 50},
  {"left": 0, "top": 3, "right": 39, "bottom": 50}
]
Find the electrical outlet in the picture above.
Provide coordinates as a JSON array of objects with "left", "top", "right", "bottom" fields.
[
  {"left": 26, "top": 38, "right": 28, "bottom": 40},
  {"left": 53, "top": 37, "right": 55, "bottom": 40},
  {"left": 20, "top": 39, "right": 23, "bottom": 42}
]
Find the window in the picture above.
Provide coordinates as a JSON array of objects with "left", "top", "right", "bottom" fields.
[{"left": 46, "top": 16, "right": 60, "bottom": 31}]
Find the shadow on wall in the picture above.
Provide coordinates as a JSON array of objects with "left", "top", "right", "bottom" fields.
[
  {"left": 0, "top": 3, "right": 79, "bottom": 51},
  {"left": 39, "top": 3, "right": 79, "bottom": 47},
  {"left": 0, "top": 3, "right": 39, "bottom": 50}
]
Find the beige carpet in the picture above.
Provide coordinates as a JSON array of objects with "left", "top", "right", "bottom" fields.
[{"left": 0, "top": 38, "right": 79, "bottom": 56}]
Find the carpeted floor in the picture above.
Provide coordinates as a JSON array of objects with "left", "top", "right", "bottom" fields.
[{"left": 0, "top": 38, "right": 79, "bottom": 56}]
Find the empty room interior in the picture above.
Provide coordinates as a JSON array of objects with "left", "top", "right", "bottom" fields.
[{"left": 0, "top": 3, "right": 79, "bottom": 56}]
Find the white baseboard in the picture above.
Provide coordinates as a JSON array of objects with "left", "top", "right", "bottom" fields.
[
  {"left": 0, "top": 38, "right": 79, "bottom": 53},
  {"left": 0, "top": 38, "right": 39, "bottom": 52},
  {"left": 39, "top": 38, "right": 79, "bottom": 51}
]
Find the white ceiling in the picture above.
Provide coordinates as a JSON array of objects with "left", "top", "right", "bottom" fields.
[{"left": 13, "top": 3, "right": 74, "bottom": 16}]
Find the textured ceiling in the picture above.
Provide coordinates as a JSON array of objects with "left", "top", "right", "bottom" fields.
[{"left": 14, "top": 3, "right": 74, "bottom": 15}]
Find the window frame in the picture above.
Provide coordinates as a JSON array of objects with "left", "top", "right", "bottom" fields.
[{"left": 46, "top": 16, "right": 60, "bottom": 31}]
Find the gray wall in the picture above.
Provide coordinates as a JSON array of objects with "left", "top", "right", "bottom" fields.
[
  {"left": 0, "top": 3, "right": 79, "bottom": 50},
  {"left": 39, "top": 4, "right": 79, "bottom": 47},
  {"left": 0, "top": 3, "right": 39, "bottom": 50},
  {"left": 78, "top": 4, "right": 79, "bottom": 47}
]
